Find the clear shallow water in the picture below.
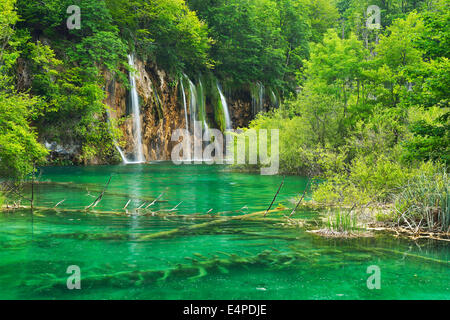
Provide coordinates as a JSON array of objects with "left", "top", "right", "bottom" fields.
[{"left": 0, "top": 163, "right": 448, "bottom": 299}]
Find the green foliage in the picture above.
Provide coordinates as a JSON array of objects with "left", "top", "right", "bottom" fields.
[
  {"left": 0, "top": 0, "right": 48, "bottom": 182},
  {"left": 0, "top": 0, "right": 19, "bottom": 49},
  {"left": 0, "top": 93, "right": 48, "bottom": 180},
  {"left": 418, "top": 0, "right": 450, "bottom": 59},
  {"left": 188, "top": 0, "right": 322, "bottom": 92},
  {"left": 0, "top": 191, "right": 4, "bottom": 207},
  {"left": 403, "top": 118, "right": 450, "bottom": 164},
  {"left": 244, "top": 29, "right": 371, "bottom": 174},
  {"left": 298, "top": 0, "right": 339, "bottom": 42},
  {"left": 339, "top": 0, "right": 430, "bottom": 35},
  {"left": 245, "top": 5, "right": 449, "bottom": 233},
  {"left": 12, "top": 0, "right": 128, "bottom": 163},
  {"left": 0, "top": 0, "right": 20, "bottom": 90},
  {"left": 312, "top": 153, "right": 413, "bottom": 206},
  {"left": 107, "top": 0, "right": 212, "bottom": 75}
]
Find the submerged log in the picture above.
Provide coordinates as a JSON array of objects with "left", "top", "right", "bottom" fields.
[
  {"left": 357, "top": 245, "right": 449, "bottom": 265},
  {"left": 24, "top": 248, "right": 315, "bottom": 294},
  {"left": 138, "top": 208, "right": 284, "bottom": 241}
]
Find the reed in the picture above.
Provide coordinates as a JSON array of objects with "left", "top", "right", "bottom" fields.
[
  {"left": 393, "top": 168, "right": 449, "bottom": 232},
  {"left": 326, "top": 210, "right": 358, "bottom": 233}
]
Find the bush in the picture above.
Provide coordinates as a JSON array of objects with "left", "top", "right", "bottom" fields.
[{"left": 312, "top": 154, "right": 413, "bottom": 206}]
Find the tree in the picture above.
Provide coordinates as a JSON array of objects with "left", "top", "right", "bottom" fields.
[
  {"left": 0, "top": 0, "right": 47, "bottom": 183},
  {"left": 187, "top": 0, "right": 313, "bottom": 92},
  {"left": 304, "top": 30, "right": 368, "bottom": 136},
  {"left": 0, "top": 93, "right": 48, "bottom": 181},
  {"left": 106, "top": 0, "right": 212, "bottom": 75},
  {"left": 298, "top": 0, "right": 339, "bottom": 42}
]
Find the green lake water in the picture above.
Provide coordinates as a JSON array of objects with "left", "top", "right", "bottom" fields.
[{"left": 0, "top": 162, "right": 448, "bottom": 299}]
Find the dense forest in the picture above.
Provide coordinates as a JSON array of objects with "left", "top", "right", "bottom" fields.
[{"left": 0, "top": 0, "right": 449, "bottom": 232}]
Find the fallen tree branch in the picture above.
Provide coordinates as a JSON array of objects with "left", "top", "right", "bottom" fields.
[
  {"left": 85, "top": 175, "right": 112, "bottom": 210},
  {"left": 54, "top": 199, "right": 65, "bottom": 208},
  {"left": 145, "top": 193, "right": 164, "bottom": 209},
  {"left": 264, "top": 176, "right": 285, "bottom": 217},
  {"left": 289, "top": 178, "right": 311, "bottom": 217}
]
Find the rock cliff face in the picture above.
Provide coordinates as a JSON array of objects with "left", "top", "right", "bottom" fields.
[{"left": 230, "top": 99, "right": 252, "bottom": 129}]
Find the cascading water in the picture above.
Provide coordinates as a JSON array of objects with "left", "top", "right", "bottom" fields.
[
  {"left": 115, "top": 145, "right": 129, "bottom": 164},
  {"left": 270, "top": 89, "right": 279, "bottom": 109},
  {"left": 180, "top": 76, "right": 189, "bottom": 132},
  {"left": 188, "top": 78, "right": 197, "bottom": 134},
  {"left": 258, "top": 82, "right": 265, "bottom": 112},
  {"left": 197, "top": 79, "right": 210, "bottom": 138},
  {"left": 217, "top": 82, "right": 232, "bottom": 130},
  {"left": 127, "top": 54, "right": 145, "bottom": 163},
  {"left": 251, "top": 82, "right": 265, "bottom": 116},
  {"left": 198, "top": 79, "right": 212, "bottom": 162},
  {"left": 186, "top": 76, "right": 213, "bottom": 162}
]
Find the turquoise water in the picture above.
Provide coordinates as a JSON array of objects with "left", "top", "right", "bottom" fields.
[{"left": 0, "top": 163, "right": 448, "bottom": 299}]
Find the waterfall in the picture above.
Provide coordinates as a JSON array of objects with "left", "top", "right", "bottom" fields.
[
  {"left": 188, "top": 78, "right": 197, "bottom": 133},
  {"left": 217, "top": 82, "right": 232, "bottom": 130},
  {"left": 185, "top": 76, "right": 213, "bottom": 161},
  {"left": 251, "top": 82, "right": 265, "bottom": 116},
  {"left": 258, "top": 82, "right": 265, "bottom": 113},
  {"left": 270, "top": 89, "right": 279, "bottom": 109},
  {"left": 187, "top": 76, "right": 209, "bottom": 134},
  {"left": 115, "top": 145, "right": 129, "bottom": 164},
  {"left": 180, "top": 76, "right": 189, "bottom": 132},
  {"left": 127, "top": 54, "right": 145, "bottom": 163},
  {"left": 197, "top": 78, "right": 210, "bottom": 140}
]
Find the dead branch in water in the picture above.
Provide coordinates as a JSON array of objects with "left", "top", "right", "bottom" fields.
[
  {"left": 53, "top": 199, "right": 65, "bottom": 208},
  {"left": 264, "top": 176, "right": 285, "bottom": 217},
  {"left": 33, "top": 181, "right": 167, "bottom": 204},
  {"left": 85, "top": 176, "right": 112, "bottom": 210},
  {"left": 137, "top": 202, "right": 147, "bottom": 209},
  {"left": 170, "top": 201, "right": 183, "bottom": 211},
  {"left": 1, "top": 182, "right": 32, "bottom": 203},
  {"left": 289, "top": 178, "right": 311, "bottom": 217},
  {"left": 145, "top": 193, "right": 164, "bottom": 209}
]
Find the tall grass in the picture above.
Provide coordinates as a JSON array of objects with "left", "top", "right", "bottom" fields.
[
  {"left": 393, "top": 168, "right": 449, "bottom": 232},
  {"left": 326, "top": 210, "right": 358, "bottom": 233}
]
